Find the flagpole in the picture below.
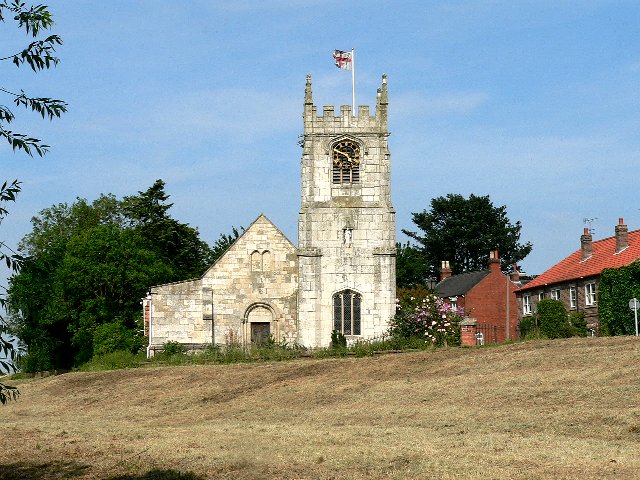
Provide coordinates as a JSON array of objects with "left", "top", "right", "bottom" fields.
[{"left": 351, "top": 48, "right": 356, "bottom": 113}]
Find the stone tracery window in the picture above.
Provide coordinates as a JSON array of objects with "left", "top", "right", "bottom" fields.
[
  {"left": 331, "top": 139, "right": 361, "bottom": 185},
  {"left": 333, "top": 290, "right": 361, "bottom": 335}
]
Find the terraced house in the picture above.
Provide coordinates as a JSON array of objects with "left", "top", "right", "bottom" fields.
[{"left": 516, "top": 218, "right": 640, "bottom": 333}]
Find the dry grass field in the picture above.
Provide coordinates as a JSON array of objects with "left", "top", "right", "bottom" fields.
[{"left": 1, "top": 336, "right": 639, "bottom": 480}]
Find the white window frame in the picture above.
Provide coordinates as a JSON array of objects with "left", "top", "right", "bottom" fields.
[
  {"left": 585, "top": 282, "right": 597, "bottom": 307},
  {"left": 523, "top": 294, "right": 532, "bottom": 316},
  {"left": 538, "top": 292, "right": 544, "bottom": 301},
  {"left": 569, "top": 286, "right": 577, "bottom": 309},
  {"left": 550, "top": 288, "right": 560, "bottom": 301},
  {"left": 448, "top": 296, "right": 458, "bottom": 310}
]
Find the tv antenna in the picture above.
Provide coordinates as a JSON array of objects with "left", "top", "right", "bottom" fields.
[{"left": 583, "top": 217, "right": 597, "bottom": 235}]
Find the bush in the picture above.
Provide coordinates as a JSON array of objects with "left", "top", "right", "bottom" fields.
[
  {"left": 80, "top": 350, "right": 144, "bottom": 371},
  {"left": 162, "top": 340, "right": 186, "bottom": 357},
  {"left": 537, "top": 299, "right": 571, "bottom": 339},
  {"left": 93, "top": 321, "right": 140, "bottom": 357},
  {"left": 389, "top": 287, "right": 461, "bottom": 347},
  {"left": 568, "top": 311, "right": 588, "bottom": 337},
  {"left": 330, "top": 330, "right": 347, "bottom": 349},
  {"left": 519, "top": 316, "right": 536, "bottom": 338}
]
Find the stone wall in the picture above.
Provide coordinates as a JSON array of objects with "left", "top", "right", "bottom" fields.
[{"left": 149, "top": 215, "right": 298, "bottom": 352}]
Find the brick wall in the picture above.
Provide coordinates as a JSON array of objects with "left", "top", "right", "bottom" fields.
[{"left": 464, "top": 263, "right": 519, "bottom": 342}]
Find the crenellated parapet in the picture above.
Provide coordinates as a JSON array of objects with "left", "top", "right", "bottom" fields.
[{"left": 303, "top": 74, "right": 388, "bottom": 134}]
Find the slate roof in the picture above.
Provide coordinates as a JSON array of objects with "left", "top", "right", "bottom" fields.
[
  {"left": 519, "top": 229, "right": 640, "bottom": 291},
  {"left": 435, "top": 270, "right": 490, "bottom": 297}
]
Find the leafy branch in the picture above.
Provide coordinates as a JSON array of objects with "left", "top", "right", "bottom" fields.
[
  {"left": 0, "top": 34, "right": 61, "bottom": 71},
  {"left": 0, "top": 179, "right": 21, "bottom": 404},
  {"left": 0, "top": 1, "right": 55, "bottom": 37}
]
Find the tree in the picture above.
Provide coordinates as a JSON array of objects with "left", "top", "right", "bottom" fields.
[
  {"left": 403, "top": 194, "right": 532, "bottom": 277},
  {"left": 396, "top": 242, "right": 429, "bottom": 288},
  {"left": 1, "top": 2, "right": 66, "bottom": 402},
  {"left": 122, "top": 180, "right": 213, "bottom": 279},
  {"left": 0, "top": 1, "right": 67, "bottom": 157},
  {"left": 1, "top": 180, "right": 21, "bottom": 403},
  {"left": 7, "top": 182, "right": 220, "bottom": 370},
  {"left": 211, "top": 226, "right": 243, "bottom": 263}
]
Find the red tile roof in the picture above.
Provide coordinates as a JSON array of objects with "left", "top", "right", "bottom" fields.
[{"left": 520, "top": 229, "right": 640, "bottom": 291}]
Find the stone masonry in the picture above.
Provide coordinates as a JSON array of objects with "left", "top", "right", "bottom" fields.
[{"left": 146, "top": 75, "right": 396, "bottom": 353}]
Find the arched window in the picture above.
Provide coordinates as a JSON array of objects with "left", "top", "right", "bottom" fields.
[
  {"left": 331, "top": 139, "right": 361, "bottom": 185},
  {"left": 261, "top": 250, "right": 271, "bottom": 271},
  {"left": 251, "top": 251, "right": 261, "bottom": 271},
  {"left": 333, "top": 290, "right": 361, "bottom": 335}
]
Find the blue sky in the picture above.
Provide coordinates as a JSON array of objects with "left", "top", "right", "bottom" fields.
[{"left": 2, "top": 0, "right": 639, "bottom": 283}]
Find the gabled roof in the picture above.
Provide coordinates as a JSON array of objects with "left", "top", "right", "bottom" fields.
[
  {"left": 520, "top": 229, "right": 640, "bottom": 291},
  {"left": 435, "top": 270, "right": 490, "bottom": 297}
]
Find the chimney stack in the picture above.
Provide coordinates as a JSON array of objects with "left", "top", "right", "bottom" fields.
[
  {"left": 488, "top": 250, "right": 500, "bottom": 272},
  {"left": 615, "top": 217, "right": 628, "bottom": 253},
  {"left": 581, "top": 227, "right": 593, "bottom": 260},
  {"left": 440, "top": 260, "right": 452, "bottom": 281},
  {"left": 510, "top": 264, "right": 520, "bottom": 282}
]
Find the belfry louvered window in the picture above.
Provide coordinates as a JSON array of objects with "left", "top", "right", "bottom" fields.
[
  {"left": 331, "top": 139, "right": 361, "bottom": 185},
  {"left": 333, "top": 290, "right": 362, "bottom": 335},
  {"left": 332, "top": 164, "right": 360, "bottom": 184}
]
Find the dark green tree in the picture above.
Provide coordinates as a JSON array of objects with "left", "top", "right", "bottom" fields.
[
  {"left": 7, "top": 182, "right": 214, "bottom": 370},
  {"left": 395, "top": 242, "right": 429, "bottom": 288},
  {"left": 1, "top": 2, "right": 67, "bottom": 402},
  {"left": 403, "top": 194, "right": 532, "bottom": 277},
  {"left": 122, "top": 180, "right": 213, "bottom": 279},
  {"left": 211, "top": 226, "right": 243, "bottom": 263}
]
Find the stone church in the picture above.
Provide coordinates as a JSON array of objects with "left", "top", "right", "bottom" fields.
[{"left": 144, "top": 74, "right": 396, "bottom": 354}]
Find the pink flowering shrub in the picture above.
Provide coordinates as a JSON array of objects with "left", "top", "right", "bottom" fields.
[{"left": 389, "top": 286, "right": 462, "bottom": 347}]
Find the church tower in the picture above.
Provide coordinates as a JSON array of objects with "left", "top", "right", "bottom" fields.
[{"left": 298, "top": 74, "right": 396, "bottom": 347}]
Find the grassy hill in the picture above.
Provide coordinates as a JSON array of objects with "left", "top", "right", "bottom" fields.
[{"left": 1, "top": 337, "right": 639, "bottom": 479}]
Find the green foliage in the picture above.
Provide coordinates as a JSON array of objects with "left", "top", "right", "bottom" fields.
[
  {"left": 518, "top": 316, "right": 536, "bottom": 338},
  {"left": 330, "top": 330, "right": 347, "bottom": 349},
  {"left": 79, "top": 350, "right": 144, "bottom": 372},
  {"left": 7, "top": 181, "right": 215, "bottom": 371},
  {"left": 568, "top": 311, "right": 588, "bottom": 337},
  {"left": 122, "top": 180, "right": 215, "bottom": 279},
  {"left": 210, "top": 226, "right": 243, "bottom": 264},
  {"left": 1, "top": 2, "right": 67, "bottom": 402},
  {"left": 396, "top": 242, "right": 429, "bottom": 288},
  {"left": 403, "top": 193, "right": 532, "bottom": 277},
  {"left": 93, "top": 321, "right": 141, "bottom": 357},
  {"left": 599, "top": 264, "right": 640, "bottom": 336},
  {"left": 161, "top": 341, "right": 186, "bottom": 357},
  {"left": 389, "top": 287, "right": 462, "bottom": 347},
  {"left": 520, "top": 301, "right": 587, "bottom": 341},
  {"left": 537, "top": 299, "right": 571, "bottom": 339},
  {"left": 0, "top": 1, "right": 67, "bottom": 157}
]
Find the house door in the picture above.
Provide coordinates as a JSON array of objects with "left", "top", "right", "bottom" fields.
[{"left": 251, "top": 322, "right": 270, "bottom": 344}]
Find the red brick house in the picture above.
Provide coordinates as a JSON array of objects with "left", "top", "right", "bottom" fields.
[
  {"left": 516, "top": 218, "right": 640, "bottom": 333},
  {"left": 435, "top": 251, "right": 519, "bottom": 345}
]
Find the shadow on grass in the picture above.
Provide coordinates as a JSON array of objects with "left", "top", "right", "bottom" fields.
[
  {"left": 107, "top": 469, "right": 205, "bottom": 480},
  {"left": 0, "top": 460, "right": 89, "bottom": 480},
  {"left": 0, "top": 462, "right": 204, "bottom": 480}
]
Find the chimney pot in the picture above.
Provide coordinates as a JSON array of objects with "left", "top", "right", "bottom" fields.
[
  {"left": 488, "top": 250, "right": 500, "bottom": 272},
  {"left": 440, "top": 260, "right": 452, "bottom": 281}
]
